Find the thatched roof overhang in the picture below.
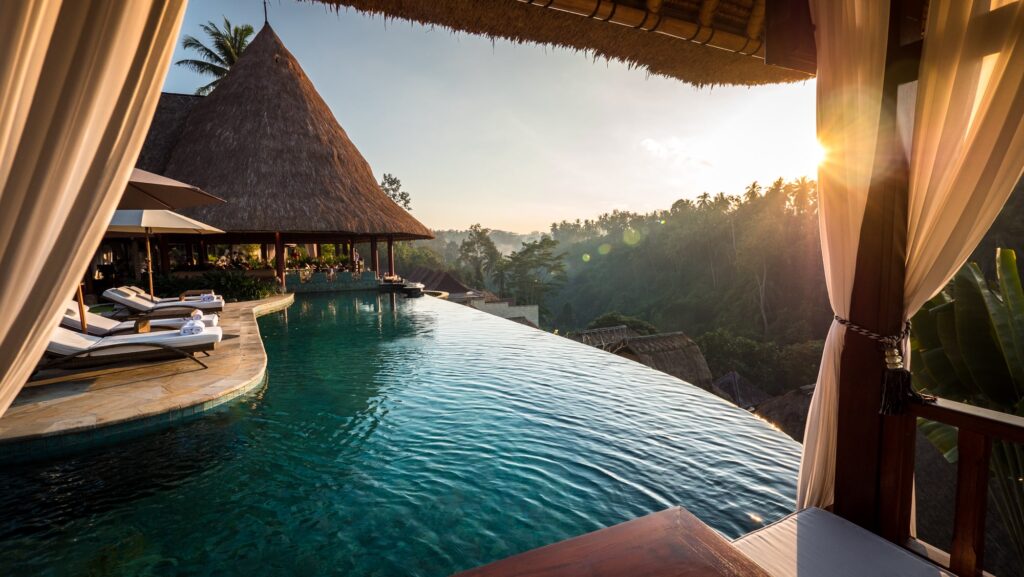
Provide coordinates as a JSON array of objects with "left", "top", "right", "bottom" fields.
[
  {"left": 163, "top": 25, "right": 433, "bottom": 240},
  {"left": 135, "top": 93, "right": 202, "bottom": 175},
  {"left": 308, "top": 0, "right": 816, "bottom": 87},
  {"left": 159, "top": 231, "right": 424, "bottom": 244}
]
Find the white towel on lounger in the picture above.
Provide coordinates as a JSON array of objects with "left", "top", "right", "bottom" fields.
[{"left": 179, "top": 320, "right": 205, "bottom": 335}]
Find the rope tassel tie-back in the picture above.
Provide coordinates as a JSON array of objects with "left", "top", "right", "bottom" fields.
[{"left": 834, "top": 315, "right": 935, "bottom": 415}]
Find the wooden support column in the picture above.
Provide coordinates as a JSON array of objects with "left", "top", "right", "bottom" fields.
[
  {"left": 185, "top": 243, "right": 194, "bottom": 266},
  {"left": 370, "top": 237, "right": 379, "bottom": 277},
  {"left": 158, "top": 235, "right": 171, "bottom": 274},
  {"left": 387, "top": 236, "right": 395, "bottom": 276},
  {"left": 334, "top": 243, "right": 341, "bottom": 261},
  {"left": 199, "top": 240, "right": 207, "bottom": 266},
  {"left": 260, "top": 243, "right": 268, "bottom": 263},
  {"left": 833, "top": 0, "right": 921, "bottom": 536},
  {"left": 275, "top": 232, "right": 286, "bottom": 289},
  {"left": 348, "top": 239, "right": 355, "bottom": 264},
  {"left": 949, "top": 430, "right": 991, "bottom": 576}
]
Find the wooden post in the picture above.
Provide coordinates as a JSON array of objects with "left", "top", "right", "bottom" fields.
[
  {"left": 370, "top": 237, "right": 379, "bottom": 277},
  {"left": 834, "top": 0, "right": 921, "bottom": 536},
  {"left": 145, "top": 234, "right": 156, "bottom": 300},
  {"left": 158, "top": 235, "right": 171, "bottom": 274},
  {"left": 334, "top": 243, "right": 341, "bottom": 261},
  {"left": 76, "top": 283, "right": 88, "bottom": 333},
  {"left": 199, "top": 239, "right": 207, "bottom": 266},
  {"left": 275, "top": 232, "right": 286, "bottom": 289},
  {"left": 185, "top": 243, "right": 194, "bottom": 266},
  {"left": 387, "top": 236, "right": 395, "bottom": 276},
  {"left": 348, "top": 239, "right": 355, "bottom": 264},
  {"left": 260, "top": 243, "right": 268, "bottom": 263},
  {"left": 949, "top": 430, "right": 991, "bottom": 576}
]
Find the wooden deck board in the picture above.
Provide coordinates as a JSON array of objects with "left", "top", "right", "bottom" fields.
[{"left": 454, "top": 507, "right": 770, "bottom": 577}]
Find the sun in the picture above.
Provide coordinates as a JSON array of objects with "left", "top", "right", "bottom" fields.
[{"left": 813, "top": 140, "right": 828, "bottom": 166}]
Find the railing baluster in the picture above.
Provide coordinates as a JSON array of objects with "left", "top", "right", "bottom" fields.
[{"left": 949, "top": 429, "right": 991, "bottom": 576}]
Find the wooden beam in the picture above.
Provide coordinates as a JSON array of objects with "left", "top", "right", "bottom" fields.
[
  {"left": 877, "top": 413, "right": 916, "bottom": 543},
  {"left": 949, "top": 430, "right": 991, "bottom": 576},
  {"left": 764, "top": 0, "right": 815, "bottom": 74},
  {"left": 387, "top": 236, "right": 395, "bottom": 276},
  {"left": 833, "top": 0, "right": 918, "bottom": 533},
  {"left": 520, "top": 0, "right": 768, "bottom": 58},
  {"left": 910, "top": 397, "right": 1024, "bottom": 447},
  {"left": 274, "top": 232, "right": 285, "bottom": 289},
  {"left": 370, "top": 237, "right": 379, "bottom": 277}
]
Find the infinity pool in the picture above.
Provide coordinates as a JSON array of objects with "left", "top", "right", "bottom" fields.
[{"left": 0, "top": 292, "right": 800, "bottom": 576}]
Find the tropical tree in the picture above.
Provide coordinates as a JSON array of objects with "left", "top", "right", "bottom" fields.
[
  {"left": 744, "top": 181, "right": 762, "bottom": 203},
  {"left": 380, "top": 173, "right": 412, "bottom": 210},
  {"left": 175, "top": 17, "right": 255, "bottom": 96},
  {"left": 457, "top": 224, "right": 499, "bottom": 288},
  {"left": 506, "top": 236, "right": 566, "bottom": 317}
]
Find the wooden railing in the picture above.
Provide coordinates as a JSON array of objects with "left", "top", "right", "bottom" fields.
[{"left": 882, "top": 397, "right": 1024, "bottom": 576}]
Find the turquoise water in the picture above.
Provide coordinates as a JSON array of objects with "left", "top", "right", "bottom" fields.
[{"left": 0, "top": 293, "right": 800, "bottom": 576}]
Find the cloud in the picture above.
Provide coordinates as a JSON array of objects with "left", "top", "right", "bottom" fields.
[{"left": 638, "top": 136, "right": 713, "bottom": 168}]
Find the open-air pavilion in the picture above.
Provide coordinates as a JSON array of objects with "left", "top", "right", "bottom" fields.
[
  {"left": 1, "top": 1, "right": 1023, "bottom": 576},
  {"left": 137, "top": 24, "right": 433, "bottom": 288}
]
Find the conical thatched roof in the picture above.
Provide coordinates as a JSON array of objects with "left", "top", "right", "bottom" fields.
[
  {"left": 165, "top": 25, "right": 432, "bottom": 239},
  {"left": 308, "top": 0, "right": 814, "bottom": 87}
]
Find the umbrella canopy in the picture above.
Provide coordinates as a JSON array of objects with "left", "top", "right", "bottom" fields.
[
  {"left": 108, "top": 209, "right": 224, "bottom": 235},
  {"left": 117, "top": 169, "right": 225, "bottom": 210},
  {"left": 107, "top": 210, "right": 223, "bottom": 301}
]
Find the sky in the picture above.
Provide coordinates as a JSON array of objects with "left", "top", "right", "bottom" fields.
[{"left": 163, "top": 0, "right": 819, "bottom": 233}]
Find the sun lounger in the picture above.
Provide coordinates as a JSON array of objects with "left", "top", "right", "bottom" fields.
[
  {"left": 124, "top": 285, "right": 217, "bottom": 303},
  {"left": 103, "top": 287, "right": 223, "bottom": 317},
  {"left": 41, "top": 324, "right": 223, "bottom": 371},
  {"left": 60, "top": 300, "right": 218, "bottom": 336},
  {"left": 733, "top": 507, "right": 954, "bottom": 577}
]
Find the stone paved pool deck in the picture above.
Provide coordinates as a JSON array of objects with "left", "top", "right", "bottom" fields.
[{"left": 0, "top": 293, "right": 294, "bottom": 463}]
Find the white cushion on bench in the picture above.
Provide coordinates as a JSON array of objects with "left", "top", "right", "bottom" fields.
[{"left": 733, "top": 508, "right": 953, "bottom": 577}]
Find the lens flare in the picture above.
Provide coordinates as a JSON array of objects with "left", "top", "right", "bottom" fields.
[{"left": 813, "top": 140, "right": 828, "bottom": 166}]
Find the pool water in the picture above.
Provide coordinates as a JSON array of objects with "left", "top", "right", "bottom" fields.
[{"left": 0, "top": 293, "right": 800, "bottom": 576}]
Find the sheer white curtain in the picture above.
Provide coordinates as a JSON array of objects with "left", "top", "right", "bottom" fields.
[
  {"left": 0, "top": 0, "right": 188, "bottom": 418},
  {"left": 798, "top": 0, "right": 1024, "bottom": 509},
  {"left": 796, "top": 0, "right": 890, "bottom": 509},
  {"left": 904, "top": 0, "right": 1024, "bottom": 315}
]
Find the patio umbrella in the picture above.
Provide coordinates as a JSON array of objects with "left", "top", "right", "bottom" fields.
[
  {"left": 117, "top": 169, "right": 225, "bottom": 210},
  {"left": 107, "top": 210, "right": 224, "bottom": 305}
]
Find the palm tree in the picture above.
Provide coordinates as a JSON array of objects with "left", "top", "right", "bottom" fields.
[
  {"left": 696, "top": 192, "right": 712, "bottom": 210},
  {"left": 743, "top": 181, "right": 762, "bottom": 203},
  {"left": 175, "top": 18, "right": 255, "bottom": 96}
]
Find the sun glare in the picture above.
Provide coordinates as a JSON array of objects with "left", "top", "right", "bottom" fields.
[{"left": 813, "top": 140, "right": 828, "bottom": 166}]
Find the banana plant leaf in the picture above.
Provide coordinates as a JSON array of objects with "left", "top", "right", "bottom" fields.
[
  {"left": 910, "top": 249, "right": 1024, "bottom": 568},
  {"left": 954, "top": 264, "right": 1017, "bottom": 406}
]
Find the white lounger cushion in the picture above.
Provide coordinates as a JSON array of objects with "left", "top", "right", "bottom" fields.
[
  {"left": 104, "top": 288, "right": 223, "bottom": 312},
  {"left": 733, "top": 508, "right": 953, "bottom": 577},
  {"left": 61, "top": 301, "right": 218, "bottom": 336},
  {"left": 48, "top": 325, "right": 223, "bottom": 358},
  {"left": 125, "top": 285, "right": 218, "bottom": 303}
]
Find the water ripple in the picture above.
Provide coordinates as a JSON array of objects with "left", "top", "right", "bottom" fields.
[{"left": 0, "top": 292, "right": 799, "bottom": 576}]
